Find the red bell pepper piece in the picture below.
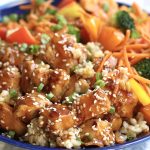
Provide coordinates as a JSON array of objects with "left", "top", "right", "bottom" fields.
[
  {"left": 0, "top": 27, "right": 7, "bottom": 40},
  {"left": 7, "top": 27, "right": 36, "bottom": 44}
]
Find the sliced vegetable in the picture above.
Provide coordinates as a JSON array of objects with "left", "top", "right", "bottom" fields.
[
  {"left": 46, "top": 9, "right": 57, "bottom": 15},
  {"left": 41, "top": 33, "right": 50, "bottom": 45},
  {"left": 81, "top": 13, "right": 102, "bottom": 41},
  {"left": 103, "top": 2, "right": 109, "bottom": 13},
  {"left": 7, "top": 131, "right": 16, "bottom": 138},
  {"left": 56, "top": 14, "right": 67, "bottom": 26},
  {"left": 35, "top": 0, "right": 45, "bottom": 5},
  {"left": 128, "top": 78, "right": 150, "bottom": 106},
  {"left": 46, "top": 92, "right": 54, "bottom": 100},
  {"left": 140, "top": 104, "right": 150, "bottom": 124},
  {"left": 20, "top": 43, "right": 28, "bottom": 52},
  {"left": 51, "top": 24, "right": 63, "bottom": 31},
  {"left": 68, "top": 24, "right": 80, "bottom": 42},
  {"left": 130, "top": 29, "right": 141, "bottom": 39},
  {"left": 58, "top": 2, "right": 85, "bottom": 19},
  {"left": 28, "top": 45, "right": 40, "bottom": 54},
  {"left": 0, "top": 27, "right": 7, "bottom": 40},
  {"left": 9, "top": 89, "right": 18, "bottom": 98},
  {"left": 109, "top": 106, "right": 116, "bottom": 114},
  {"left": 37, "top": 83, "right": 44, "bottom": 92},
  {"left": 98, "top": 26, "right": 124, "bottom": 50},
  {"left": 7, "top": 27, "right": 36, "bottom": 44}
]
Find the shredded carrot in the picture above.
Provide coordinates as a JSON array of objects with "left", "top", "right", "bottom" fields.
[
  {"left": 132, "top": 2, "right": 144, "bottom": 17},
  {"left": 130, "top": 57, "right": 144, "bottom": 65},
  {"left": 19, "top": 5, "right": 32, "bottom": 10},
  {"left": 97, "top": 52, "right": 112, "bottom": 72},
  {"left": 115, "top": 30, "right": 130, "bottom": 50},
  {"left": 113, "top": 52, "right": 150, "bottom": 58},
  {"left": 123, "top": 48, "right": 134, "bottom": 74},
  {"left": 130, "top": 74, "right": 150, "bottom": 84}
]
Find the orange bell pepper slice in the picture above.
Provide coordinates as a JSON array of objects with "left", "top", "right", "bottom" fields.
[
  {"left": 7, "top": 27, "right": 36, "bottom": 44},
  {"left": 81, "top": 13, "right": 103, "bottom": 42},
  {"left": 98, "top": 26, "right": 124, "bottom": 51}
]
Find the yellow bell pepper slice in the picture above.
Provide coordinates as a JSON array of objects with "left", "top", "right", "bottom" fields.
[
  {"left": 58, "top": 2, "right": 85, "bottom": 19},
  {"left": 128, "top": 78, "right": 150, "bottom": 106}
]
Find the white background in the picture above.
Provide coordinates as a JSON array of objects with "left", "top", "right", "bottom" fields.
[{"left": 0, "top": 0, "right": 150, "bottom": 150}]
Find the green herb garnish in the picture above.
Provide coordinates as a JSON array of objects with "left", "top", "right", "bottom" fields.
[
  {"left": 131, "top": 29, "right": 141, "bottom": 39},
  {"left": 46, "top": 92, "right": 54, "bottom": 100},
  {"left": 35, "top": 0, "right": 45, "bottom": 5},
  {"left": 56, "top": 14, "right": 67, "bottom": 26},
  {"left": 37, "top": 83, "right": 44, "bottom": 92},
  {"left": 51, "top": 24, "right": 63, "bottom": 31},
  {"left": 41, "top": 33, "right": 50, "bottom": 45},
  {"left": 28, "top": 45, "right": 40, "bottom": 54},
  {"left": 103, "top": 3, "right": 109, "bottom": 13},
  {"left": 20, "top": 43, "right": 28, "bottom": 52},
  {"left": 46, "top": 9, "right": 57, "bottom": 15},
  {"left": 7, "top": 131, "right": 15, "bottom": 138},
  {"left": 9, "top": 89, "right": 18, "bottom": 98},
  {"left": 67, "top": 24, "right": 80, "bottom": 42},
  {"left": 109, "top": 106, "right": 116, "bottom": 114}
]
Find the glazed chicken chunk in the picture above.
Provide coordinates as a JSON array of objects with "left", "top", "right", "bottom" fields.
[
  {"left": 15, "top": 91, "right": 51, "bottom": 123},
  {"left": 0, "top": 65, "right": 20, "bottom": 92},
  {"left": 47, "top": 69, "right": 70, "bottom": 102},
  {"left": 40, "top": 104, "right": 76, "bottom": 133},
  {"left": 80, "top": 119, "right": 115, "bottom": 147},
  {"left": 0, "top": 46, "right": 32, "bottom": 69},
  {"left": 0, "top": 103, "right": 26, "bottom": 135},
  {"left": 73, "top": 88, "right": 111, "bottom": 124},
  {"left": 20, "top": 60, "right": 50, "bottom": 93}
]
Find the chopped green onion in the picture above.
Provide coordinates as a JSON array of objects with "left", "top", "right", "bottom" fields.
[
  {"left": 103, "top": 3, "right": 109, "bottom": 13},
  {"left": 127, "top": 136, "right": 134, "bottom": 141},
  {"left": 9, "top": 89, "right": 18, "bottom": 98},
  {"left": 85, "top": 134, "right": 93, "bottom": 141},
  {"left": 7, "top": 131, "right": 15, "bottom": 138},
  {"left": 37, "top": 83, "right": 44, "bottom": 92},
  {"left": 28, "top": 45, "right": 40, "bottom": 54},
  {"left": 46, "top": 9, "right": 57, "bottom": 15},
  {"left": 56, "top": 14, "right": 67, "bottom": 26},
  {"left": 41, "top": 33, "right": 50, "bottom": 45},
  {"left": 35, "top": 0, "right": 45, "bottom": 5},
  {"left": 2, "top": 16, "right": 10, "bottom": 24},
  {"left": 9, "top": 13, "right": 18, "bottom": 22},
  {"left": 20, "top": 43, "right": 28, "bottom": 52},
  {"left": 131, "top": 29, "right": 141, "bottom": 39},
  {"left": 67, "top": 24, "right": 80, "bottom": 42},
  {"left": 51, "top": 24, "right": 63, "bottom": 31},
  {"left": 95, "top": 72, "right": 103, "bottom": 81},
  {"left": 94, "top": 80, "right": 105, "bottom": 88},
  {"left": 46, "top": 92, "right": 54, "bottom": 100},
  {"left": 109, "top": 106, "right": 115, "bottom": 114}
]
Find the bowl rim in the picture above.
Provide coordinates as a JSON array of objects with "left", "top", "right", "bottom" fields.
[{"left": 0, "top": 1, "right": 149, "bottom": 149}]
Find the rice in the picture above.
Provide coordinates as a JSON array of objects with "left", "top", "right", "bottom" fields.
[
  {"left": 24, "top": 119, "right": 49, "bottom": 146},
  {"left": 56, "top": 127, "right": 82, "bottom": 149},
  {"left": 120, "top": 112, "right": 149, "bottom": 140},
  {"left": 0, "top": 90, "right": 10, "bottom": 103}
]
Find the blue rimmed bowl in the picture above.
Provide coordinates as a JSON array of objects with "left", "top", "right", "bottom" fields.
[{"left": 0, "top": 0, "right": 150, "bottom": 149}]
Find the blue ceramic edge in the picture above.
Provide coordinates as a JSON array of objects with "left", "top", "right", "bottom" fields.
[{"left": 0, "top": 1, "right": 150, "bottom": 149}]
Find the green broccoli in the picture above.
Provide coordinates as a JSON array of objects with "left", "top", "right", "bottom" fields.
[
  {"left": 115, "top": 10, "right": 135, "bottom": 32},
  {"left": 111, "top": 10, "right": 141, "bottom": 38},
  {"left": 134, "top": 59, "right": 150, "bottom": 80}
]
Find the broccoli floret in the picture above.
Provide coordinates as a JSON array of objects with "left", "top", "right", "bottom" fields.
[
  {"left": 134, "top": 59, "right": 150, "bottom": 80},
  {"left": 114, "top": 10, "right": 135, "bottom": 32}
]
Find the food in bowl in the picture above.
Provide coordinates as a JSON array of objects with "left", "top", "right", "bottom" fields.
[{"left": 0, "top": 0, "right": 150, "bottom": 149}]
